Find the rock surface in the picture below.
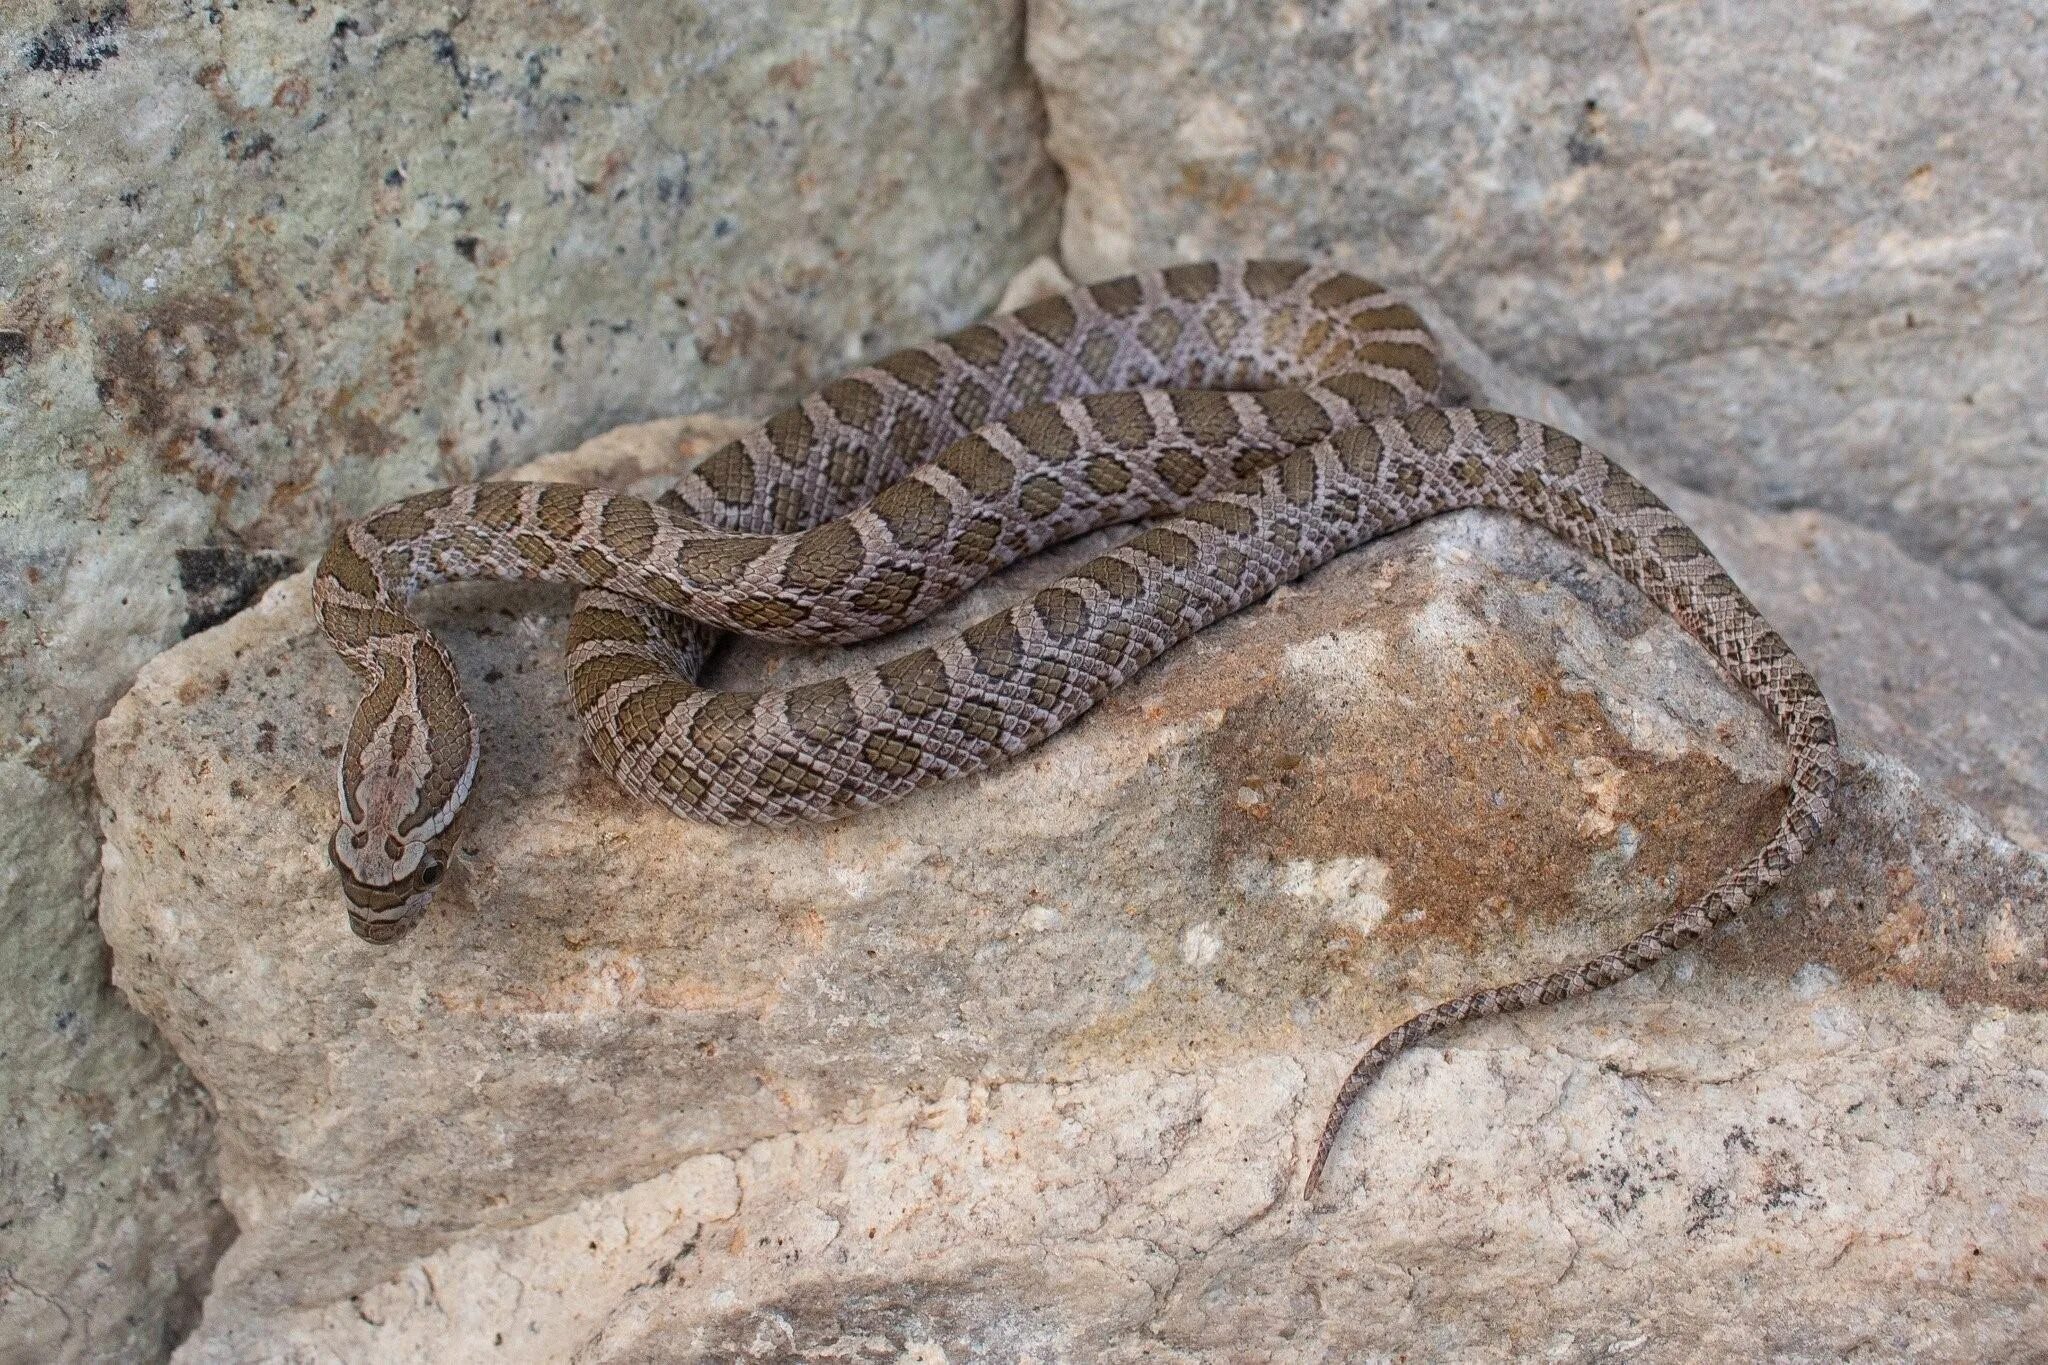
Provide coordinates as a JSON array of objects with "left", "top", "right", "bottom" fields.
[
  {"left": 1417, "top": 281, "right": 2048, "bottom": 855},
  {"left": 1029, "top": 0, "right": 2048, "bottom": 626},
  {"left": 0, "top": 761, "right": 227, "bottom": 1365},
  {"left": 1666, "top": 490, "right": 2048, "bottom": 857},
  {"left": 20, "top": 3, "right": 2046, "bottom": 1354},
  {"left": 97, "top": 326, "right": 2048, "bottom": 1357},
  {"left": 2, "top": 4, "right": 1055, "bottom": 1358}
]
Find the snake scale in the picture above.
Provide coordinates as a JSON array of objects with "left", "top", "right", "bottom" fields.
[{"left": 314, "top": 260, "right": 1839, "bottom": 1194}]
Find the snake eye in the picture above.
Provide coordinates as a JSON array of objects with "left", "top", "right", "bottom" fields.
[{"left": 419, "top": 858, "right": 444, "bottom": 888}]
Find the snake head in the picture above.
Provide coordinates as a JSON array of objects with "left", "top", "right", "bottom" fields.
[
  {"left": 328, "top": 724, "right": 473, "bottom": 945},
  {"left": 327, "top": 632, "right": 479, "bottom": 944},
  {"left": 330, "top": 822, "right": 456, "bottom": 943}
]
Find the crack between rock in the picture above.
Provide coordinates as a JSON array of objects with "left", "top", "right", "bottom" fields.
[
  {"left": 0, "top": 1268, "right": 76, "bottom": 1349},
  {"left": 1016, "top": 0, "right": 1075, "bottom": 283},
  {"left": 1540, "top": 1180, "right": 1583, "bottom": 1292},
  {"left": 1586, "top": 1060, "right": 1767, "bottom": 1090}
]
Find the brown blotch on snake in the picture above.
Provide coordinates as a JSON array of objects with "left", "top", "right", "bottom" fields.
[{"left": 314, "top": 261, "right": 1838, "bottom": 1200}]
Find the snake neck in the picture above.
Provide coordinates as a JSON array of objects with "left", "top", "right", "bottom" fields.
[{"left": 315, "top": 522, "right": 483, "bottom": 936}]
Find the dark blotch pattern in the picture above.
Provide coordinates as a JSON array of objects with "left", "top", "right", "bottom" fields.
[{"left": 1089, "top": 275, "right": 1144, "bottom": 318}]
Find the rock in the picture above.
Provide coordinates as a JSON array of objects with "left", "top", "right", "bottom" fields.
[
  {"left": 1668, "top": 491, "right": 2048, "bottom": 856},
  {"left": 992, "top": 254, "right": 1077, "bottom": 313},
  {"left": 97, "top": 319, "right": 2047, "bottom": 1356},
  {"left": 101, "top": 414, "right": 1785, "bottom": 1304},
  {"left": 3, "top": 3, "right": 1055, "bottom": 1357},
  {"left": 0, "top": 762, "right": 229, "bottom": 1365},
  {"left": 1424, "top": 291, "right": 2048, "bottom": 853},
  {"left": 1028, "top": 0, "right": 2048, "bottom": 626},
  {"left": 230, "top": 914, "right": 2048, "bottom": 1362}
]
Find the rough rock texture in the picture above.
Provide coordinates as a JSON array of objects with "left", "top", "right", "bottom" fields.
[
  {"left": 0, "top": 759, "right": 227, "bottom": 1365},
  {"left": 1667, "top": 491, "right": 2048, "bottom": 857},
  {"left": 100, "top": 414, "right": 1782, "bottom": 1301},
  {"left": 1417, "top": 284, "right": 2048, "bottom": 857},
  {"left": 97, "top": 308, "right": 2048, "bottom": 1356},
  {"left": 1029, "top": 0, "right": 2048, "bottom": 626},
  {"left": 2, "top": 3, "right": 1056, "bottom": 1359}
]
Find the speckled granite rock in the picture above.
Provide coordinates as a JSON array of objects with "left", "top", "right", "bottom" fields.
[
  {"left": 0, "top": 761, "right": 227, "bottom": 1365},
  {"left": 3, "top": 3, "right": 1055, "bottom": 1359},
  {"left": 1029, "top": 0, "right": 2048, "bottom": 627},
  {"left": 97, "top": 333, "right": 2046, "bottom": 1356}
]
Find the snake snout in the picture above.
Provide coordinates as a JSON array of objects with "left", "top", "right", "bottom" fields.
[
  {"left": 349, "top": 909, "right": 421, "bottom": 944},
  {"left": 335, "top": 870, "right": 437, "bottom": 947},
  {"left": 330, "top": 824, "right": 453, "bottom": 944},
  {"left": 341, "top": 880, "right": 433, "bottom": 944}
]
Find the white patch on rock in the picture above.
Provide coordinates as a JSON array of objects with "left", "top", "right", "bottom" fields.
[
  {"left": 1408, "top": 595, "right": 1486, "bottom": 654},
  {"left": 1235, "top": 855, "right": 1394, "bottom": 936},
  {"left": 994, "top": 255, "right": 1076, "bottom": 313},
  {"left": 1282, "top": 627, "right": 1386, "bottom": 682},
  {"left": 827, "top": 862, "right": 874, "bottom": 901},
  {"left": 1671, "top": 107, "right": 1719, "bottom": 138},
  {"left": 1969, "top": 1017, "right": 2007, "bottom": 1051},
  {"left": 1791, "top": 962, "right": 1842, "bottom": 999},
  {"left": 1175, "top": 96, "right": 1255, "bottom": 158},
  {"left": 1573, "top": 755, "right": 1628, "bottom": 841}
]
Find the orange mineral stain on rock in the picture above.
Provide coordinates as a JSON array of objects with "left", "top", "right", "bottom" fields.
[{"left": 1057, "top": 540, "right": 1784, "bottom": 1071}]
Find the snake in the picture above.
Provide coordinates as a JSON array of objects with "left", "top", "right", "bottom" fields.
[{"left": 313, "top": 260, "right": 1840, "bottom": 1194}]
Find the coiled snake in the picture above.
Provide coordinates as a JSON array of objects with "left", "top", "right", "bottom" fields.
[{"left": 314, "top": 261, "right": 1839, "bottom": 1193}]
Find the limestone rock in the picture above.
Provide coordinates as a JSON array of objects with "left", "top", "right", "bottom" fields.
[
  {"left": 1667, "top": 490, "right": 2048, "bottom": 856},
  {"left": 2, "top": 3, "right": 1055, "bottom": 1357},
  {"left": 98, "top": 392, "right": 2047, "bottom": 1356},
  {"left": 100, "top": 409, "right": 1781, "bottom": 1300},
  {"left": 1029, "top": 0, "right": 2048, "bottom": 625},
  {"left": 1425, "top": 289, "right": 2048, "bottom": 853}
]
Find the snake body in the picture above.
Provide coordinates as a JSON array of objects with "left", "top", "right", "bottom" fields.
[{"left": 314, "top": 261, "right": 1839, "bottom": 1194}]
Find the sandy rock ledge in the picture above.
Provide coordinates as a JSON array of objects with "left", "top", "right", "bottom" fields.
[{"left": 95, "top": 324, "right": 2046, "bottom": 1361}]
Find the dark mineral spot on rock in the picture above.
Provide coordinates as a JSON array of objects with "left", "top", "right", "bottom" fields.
[
  {"left": 1686, "top": 1183, "right": 1732, "bottom": 1234},
  {"left": 454, "top": 235, "right": 480, "bottom": 261},
  {"left": 1566, "top": 98, "right": 1608, "bottom": 168},
  {"left": 1302, "top": 32, "right": 1358, "bottom": 62},
  {"left": 176, "top": 547, "right": 300, "bottom": 638},
  {"left": 329, "top": 15, "right": 363, "bottom": 71},
  {"left": 0, "top": 328, "right": 28, "bottom": 375},
  {"left": 655, "top": 171, "right": 692, "bottom": 206},
  {"left": 427, "top": 28, "right": 476, "bottom": 100},
  {"left": 21, "top": 3, "right": 126, "bottom": 74},
  {"left": 223, "top": 130, "right": 277, "bottom": 163}
]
